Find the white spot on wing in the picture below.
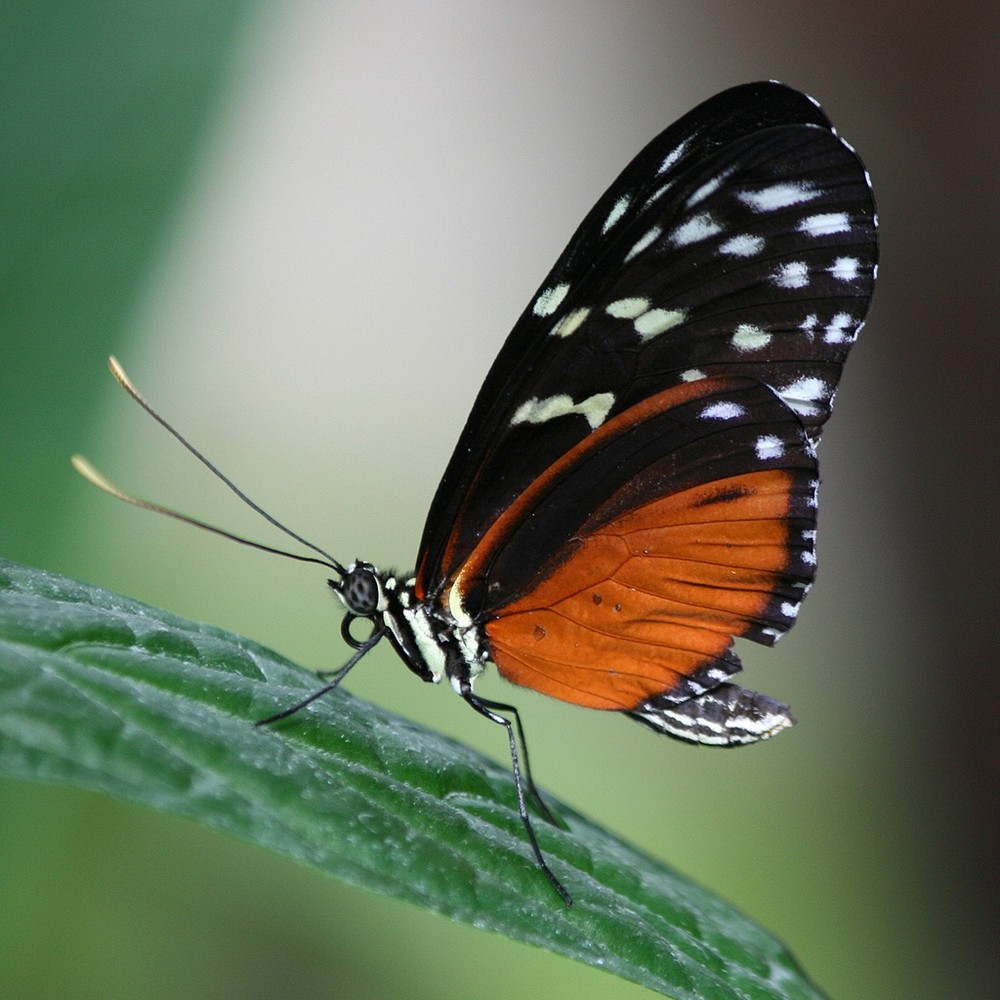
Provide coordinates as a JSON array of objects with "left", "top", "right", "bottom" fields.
[
  {"left": 551, "top": 306, "right": 591, "bottom": 338},
  {"left": 829, "top": 256, "right": 861, "bottom": 281},
  {"left": 670, "top": 213, "right": 721, "bottom": 247},
  {"left": 601, "top": 194, "right": 632, "bottom": 234},
  {"left": 773, "top": 261, "right": 809, "bottom": 289},
  {"left": 686, "top": 175, "right": 722, "bottom": 208},
  {"left": 634, "top": 308, "right": 686, "bottom": 340},
  {"left": 625, "top": 226, "right": 661, "bottom": 262},
  {"left": 680, "top": 369, "right": 706, "bottom": 382},
  {"left": 737, "top": 182, "right": 820, "bottom": 212},
  {"left": 532, "top": 282, "right": 570, "bottom": 317},
  {"left": 732, "top": 323, "right": 772, "bottom": 351},
  {"left": 719, "top": 234, "right": 765, "bottom": 257},
  {"left": 824, "top": 312, "right": 855, "bottom": 343},
  {"left": 798, "top": 212, "right": 850, "bottom": 237},
  {"left": 778, "top": 377, "right": 828, "bottom": 419},
  {"left": 643, "top": 180, "right": 673, "bottom": 208},
  {"left": 606, "top": 297, "right": 650, "bottom": 319},
  {"left": 511, "top": 392, "right": 615, "bottom": 430},
  {"left": 657, "top": 139, "right": 689, "bottom": 175},
  {"left": 701, "top": 401, "right": 747, "bottom": 421},
  {"left": 755, "top": 435, "right": 785, "bottom": 460}
]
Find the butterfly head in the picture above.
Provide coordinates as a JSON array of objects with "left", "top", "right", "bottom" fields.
[{"left": 332, "top": 561, "right": 385, "bottom": 617}]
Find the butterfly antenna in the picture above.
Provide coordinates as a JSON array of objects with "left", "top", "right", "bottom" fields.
[{"left": 73, "top": 357, "right": 347, "bottom": 577}]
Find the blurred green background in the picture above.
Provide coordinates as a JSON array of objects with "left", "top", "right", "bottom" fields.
[{"left": 3, "top": 3, "right": 994, "bottom": 998}]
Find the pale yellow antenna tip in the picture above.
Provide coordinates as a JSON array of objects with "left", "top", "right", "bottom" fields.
[
  {"left": 107, "top": 355, "right": 140, "bottom": 398},
  {"left": 71, "top": 454, "right": 131, "bottom": 504}
]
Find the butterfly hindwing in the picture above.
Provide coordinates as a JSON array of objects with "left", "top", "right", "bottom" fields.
[
  {"left": 415, "top": 81, "right": 877, "bottom": 598},
  {"left": 439, "top": 377, "right": 816, "bottom": 728}
]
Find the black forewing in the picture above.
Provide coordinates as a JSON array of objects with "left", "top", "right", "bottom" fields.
[{"left": 415, "top": 81, "right": 877, "bottom": 599}]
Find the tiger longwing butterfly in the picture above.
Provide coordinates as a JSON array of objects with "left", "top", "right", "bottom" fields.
[{"left": 76, "top": 81, "right": 877, "bottom": 905}]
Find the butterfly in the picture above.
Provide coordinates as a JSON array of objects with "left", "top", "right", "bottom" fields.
[{"left": 76, "top": 81, "right": 877, "bottom": 905}]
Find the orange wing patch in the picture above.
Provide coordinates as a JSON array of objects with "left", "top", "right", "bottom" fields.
[{"left": 485, "top": 468, "right": 800, "bottom": 710}]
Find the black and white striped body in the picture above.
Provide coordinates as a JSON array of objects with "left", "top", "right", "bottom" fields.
[{"left": 336, "top": 561, "right": 489, "bottom": 695}]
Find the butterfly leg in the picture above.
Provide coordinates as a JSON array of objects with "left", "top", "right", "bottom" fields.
[
  {"left": 457, "top": 680, "right": 572, "bottom": 906},
  {"left": 485, "top": 699, "right": 563, "bottom": 828}
]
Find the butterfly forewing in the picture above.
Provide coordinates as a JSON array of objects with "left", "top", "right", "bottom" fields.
[{"left": 415, "top": 82, "right": 876, "bottom": 598}]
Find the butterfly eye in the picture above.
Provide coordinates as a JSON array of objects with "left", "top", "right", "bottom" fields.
[{"left": 340, "top": 562, "right": 381, "bottom": 616}]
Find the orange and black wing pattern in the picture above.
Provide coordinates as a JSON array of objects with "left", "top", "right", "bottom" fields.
[
  {"left": 445, "top": 377, "right": 816, "bottom": 743},
  {"left": 412, "top": 82, "right": 876, "bottom": 746}
]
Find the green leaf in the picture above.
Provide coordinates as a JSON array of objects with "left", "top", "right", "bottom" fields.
[{"left": 0, "top": 558, "right": 822, "bottom": 999}]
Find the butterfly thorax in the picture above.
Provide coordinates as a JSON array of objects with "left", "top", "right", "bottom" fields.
[{"left": 336, "top": 561, "right": 489, "bottom": 692}]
